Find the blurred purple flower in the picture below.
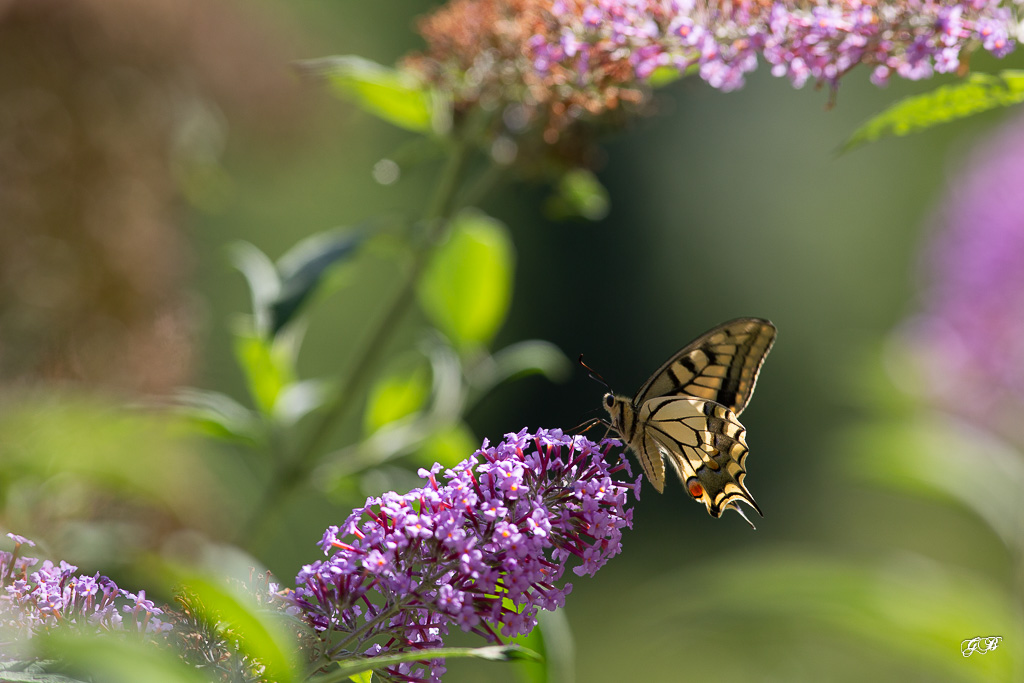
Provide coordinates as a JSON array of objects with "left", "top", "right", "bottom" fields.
[
  {"left": 288, "top": 428, "right": 638, "bottom": 683},
  {"left": 906, "top": 113, "right": 1024, "bottom": 431},
  {"left": 540, "top": 0, "right": 1018, "bottom": 92},
  {"left": 0, "top": 532, "right": 171, "bottom": 656}
]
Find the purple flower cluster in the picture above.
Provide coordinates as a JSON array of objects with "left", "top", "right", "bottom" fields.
[
  {"left": 536, "top": 0, "right": 1019, "bottom": 93},
  {"left": 0, "top": 533, "right": 171, "bottom": 655},
  {"left": 906, "top": 112, "right": 1024, "bottom": 430},
  {"left": 288, "top": 428, "right": 638, "bottom": 683}
]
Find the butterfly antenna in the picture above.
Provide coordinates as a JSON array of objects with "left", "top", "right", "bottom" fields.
[{"left": 578, "top": 354, "right": 611, "bottom": 392}]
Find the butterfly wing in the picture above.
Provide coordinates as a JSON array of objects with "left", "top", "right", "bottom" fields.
[
  {"left": 639, "top": 395, "right": 761, "bottom": 520},
  {"left": 636, "top": 430, "right": 669, "bottom": 494},
  {"left": 633, "top": 318, "right": 776, "bottom": 416}
]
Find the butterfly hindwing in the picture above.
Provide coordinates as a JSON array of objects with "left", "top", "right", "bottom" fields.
[
  {"left": 637, "top": 431, "right": 668, "bottom": 493},
  {"left": 633, "top": 318, "right": 776, "bottom": 416},
  {"left": 641, "top": 396, "right": 761, "bottom": 518}
]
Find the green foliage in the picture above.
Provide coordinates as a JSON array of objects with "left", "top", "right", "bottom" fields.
[
  {"left": 651, "top": 555, "right": 1021, "bottom": 683},
  {"left": 0, "top": 396, "right": 208, "bottom": 519},
  {"left": 230, "top": 233, "right": 362, "bottom": 340},
  {"left": 415, "top": 422, "right": 479, "bottom": 468},
  {"left": 510, "top": 609, "right": 575, "bottom": 683},
  {"left": 845, "top": 413, "right": 1024, "bottom": 555},
  {"left": 230, "top": 241, "right": 281, "bottom": 338},
  {"left": 311, "top": 645, "right": 540, "bottom": 683},
  {"left": 155, "top": 564, "right": 304, "bottom": 683},
  {"left": 479, "top": 340, "right": 572, "bottom": 388},
  {"left": 297, "top": 56, "right": 449, "bottom": 134},
  {"left": 38, "top": 635, "right": 210, "bottom": 683},
  {"left": 320, "top": 334, "right": 569, "bottom": 489},
  {"left": 0, "top": 660, "right": 88, "bottom": 683},
  {"left": 173, "top": 388, "right": 263, "bottom": 445},
  {"left": 646, "top": 61, "right": 699, "bottom": 87},
  {"left": 233, "top": 325, "right": 299, "bottom": 418},
  {"left": 274, "top": 379, "right": 332, "bottom": 427},
  {"left": 272, "top": 230, "right": 363, "bottom": 336},
  {"left": 418, "top": 209, "right": 515, "bottom": 349},
  {"left": 544, "top": 169, "right": 610, "bottom": 222},
  {"left": 841, "top": 70, "right": 1024, "bottom": 152},
  {"left": 224, "top": 235, "right": 365, "bottom": 428},
  {"left": 645, "top": 65, "right": 684, "bottom": 87},
  {"left": 363, "top": 354, "right": 432, "bottom": 433}
]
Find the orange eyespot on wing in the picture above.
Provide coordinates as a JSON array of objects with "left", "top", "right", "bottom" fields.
[{"left": 642, "top": 395, "right": 762, "bottom": 524}]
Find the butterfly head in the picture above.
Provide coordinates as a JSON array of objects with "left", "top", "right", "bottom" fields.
[{"left": 601, "top": 392, "right": 633, "bottom": 437}]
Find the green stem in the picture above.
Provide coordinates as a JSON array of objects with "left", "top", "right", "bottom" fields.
[
  {"left": 239, "top": 139, "right": 476, "bottom": 549},
  {"left": 325, "top": 602, "right": 404, "bottom": 661},
  {"left": 311, "top": 562, "right": 455, "bottom": 675}
]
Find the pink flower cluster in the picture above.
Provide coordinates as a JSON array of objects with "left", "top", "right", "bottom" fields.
[
  {"left": 288, "top": 428, "right": 638, "bottom": 683},
  {"left": 536, "top": 0, "right": 1019, "bottom": 93}
]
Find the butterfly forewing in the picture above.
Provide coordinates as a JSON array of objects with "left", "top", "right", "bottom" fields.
[{"left": 633, "top": 318, "right": 776, "bottom": 416}]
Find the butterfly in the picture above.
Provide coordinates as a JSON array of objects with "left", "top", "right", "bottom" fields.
[{"left": 592, "top": 318, "right": 776, "bottom": 528}]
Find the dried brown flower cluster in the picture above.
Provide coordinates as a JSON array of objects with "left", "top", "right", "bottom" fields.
[{"left": 405, "top": 0, "right": 646, "bottom": 144}]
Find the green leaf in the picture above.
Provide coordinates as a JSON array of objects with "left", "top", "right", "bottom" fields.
[
  {"left": 228, "top": 242, "right": 280, "bottom": 337},
  {"left": 39, "top": 634, "right": 210, "bottom": 683},
  {"left": 418, "top": 209, "right": 515, "bottom": 349},
  {"left": 233, "top": 324, "right": 297, "bottom": 417},
  {"left": 298, "top": 56, "right": 445, "bottom": 134},
  {"left": 415, "top": 422, "right": 478, "bottom": 468},
  {"left": 510, "top": 610, "right": 573, "bottom": 683},
  {"left": 172, "top": 388, "right": 262, "bottom": 445},
  {"left": 363, "top": 355, "right": 432, "bottom": 434},
  {"left": 0, "top": 659, "right": 89, "bottom": 683},
  {"left": 348, "top": 672, "right": 374, "bottom": 683},
  {"left": 645, "top": 65, "right": 684, "bottom": 87},
  {"left": 312, "top": 645, "right": 540, "bottom": 683},
  {"left": 271, "top": 230, "right": 363, "bottom": 336},
  {"left": 274, "top": 379, "right": 331, "bottom": 426},
  {"left": 841, "top": 70, "right": 1024, "bottom": 153},
  {"left": 0, "top": 395, "right": 212, "bottom": 521},
  {"left": 489, "top": 340, "right": 571, "bottom": 383},
  {"left": 544, "top": 168, "right": 609, "bottom": 221},
  {"left": 511, "top": 626, "right": 547, "bottom": 683},
  {"left": 844, "top": 415, "right": 1024, "bottom": 553},
  {"left": 154, "top": 564, "right": 302, "bottom": 683}
]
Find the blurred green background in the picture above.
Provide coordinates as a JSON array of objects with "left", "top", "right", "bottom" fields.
[{"left": 1, "top": 1, "right": 1022, "bottom": 681}]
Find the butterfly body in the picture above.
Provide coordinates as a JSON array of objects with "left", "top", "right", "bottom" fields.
[{"left": 601, "top": 318, "right": 776, "bottom": 526}]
